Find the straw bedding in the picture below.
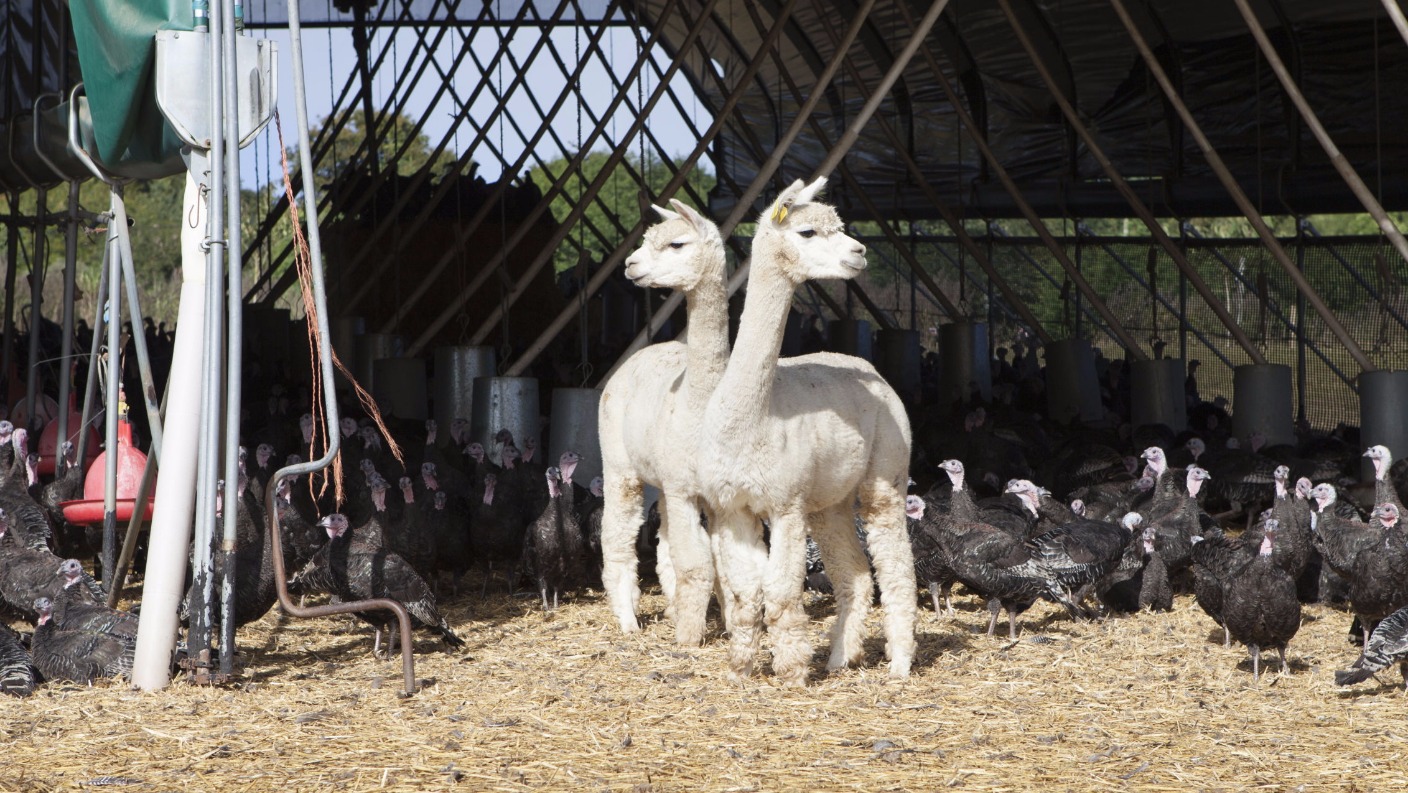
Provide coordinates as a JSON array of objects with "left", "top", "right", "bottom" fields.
[{"left": 5, "top": 579, "right": 1405, "bottom": 792}]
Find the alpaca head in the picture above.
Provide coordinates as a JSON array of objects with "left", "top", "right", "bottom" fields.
[
  {"left": 624, "top": 199, "right": 725, "bottom": 292},
  {"left": 754, "top": 177, "right": 866, "bottom": 283}
]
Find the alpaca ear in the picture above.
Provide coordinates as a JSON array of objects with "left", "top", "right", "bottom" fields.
[
  {"left": 764, "top": 179, "right": 809, "bottom": 226},
  {"left": 793, "top": 176, "right": 827, "bottom": 206},
  {"left": 667, "top": 198, "right": 709, "bottom": 235},
  {"left": 651, "top": 203, "right": 681, "bottom": 221}
]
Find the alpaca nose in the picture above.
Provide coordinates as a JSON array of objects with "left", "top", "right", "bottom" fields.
[{"left": 853, "top": 242, "right": 866, "bottom": 257}]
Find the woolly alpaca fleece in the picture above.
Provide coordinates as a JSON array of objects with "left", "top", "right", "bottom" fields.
[
  {"left": 694, "top": 177, "right": 917, "bottom": 685},
  {"left": 598, "top": 199, "right": 730, "bottom": 645}
]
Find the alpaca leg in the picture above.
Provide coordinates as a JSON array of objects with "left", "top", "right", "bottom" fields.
[
  {"left": 810, "top": 506, "right": 871, "bottom": 672},
  {"left": 664, "top": 495, "right": 714, "bottom": 646},
  {"left": 716, "top": 512, "right": 766, "bottom": 682},
  {"left": 711, "top": 524, "right": 736, "bottom": 633},
  {"left": 655, "top": 496, "right": 677, "bottom": 620},
  {"left": 857, "top": 479, "right": 917, "bottom": 679},
  {"left": 600, "top": 472, "right": 645, "bottom": 633},
  {"left": 762, "top": 511, "right": 813, "bottom": 686}
]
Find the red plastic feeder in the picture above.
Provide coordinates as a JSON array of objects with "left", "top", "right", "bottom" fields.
[
  {"left": 37, "top": 395, "right": 101, "bottom": 476},
  {"left": 60, "top": 409, "right": 156, "bottom": 525}
]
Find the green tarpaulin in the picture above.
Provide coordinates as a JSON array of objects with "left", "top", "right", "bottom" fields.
[{"left": 68, "top": 0, "right": 192, "bottom": 179}]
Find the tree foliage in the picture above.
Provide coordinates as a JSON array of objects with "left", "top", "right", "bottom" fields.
[{"left": 528, "top": 150, "right": 717, "bottom": 276}]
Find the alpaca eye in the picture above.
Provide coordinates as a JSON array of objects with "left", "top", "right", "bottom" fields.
[
  {"left": 797, "top": 228, "right": 816, "bottom": 238},
  {"left": 669, "top": 241, "right": 686, "bottom": 249}
]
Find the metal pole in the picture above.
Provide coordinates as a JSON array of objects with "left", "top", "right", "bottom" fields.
[
  {"left": 110, "top": 193, "right": 165, "bottom": 457},
  {"left": 1185, "top": 223, "right": 1357, "bottom": 389},
  {"left": 1382, "top": 0, "right": 1408, "bottom": 48},
  {"left": 219, "top": 0, "right": 246, "bottom": 679},
  {"left": 25, "top": 187, "right": 47, "bottom": 435},
  {"left": 1234, "top": 0, "right": 1408, "bottom": 276},
  {"left": 771, "top": 10, "right": 972, "bottom": 325},
  {"left": 240, "top": 0, "right": 414, "bottom": 296},
  {"left": 272, "top": 0, "right": 418, "bottom": 696},
  {"left": 999, "top": 0, "right": 1262, "bottom": 364},
  {"left": 56, "top": 181, "right": 79, "bottom": 463},
  {"left": 1294, "top": 222, "right": 1308, "bottom": 425},
  {"left": 188, "top": 0, "right": 231, "bottom": 676},
  {"left": 75, "top": 248, "right": 107, "bottom": 468},
  {"left": 109, "top": 377, "right": 166, "bottom": 610},
  {"left": 1301, "top": 219, "right": 1408, "bottom": 336},
  {"left": 411, "top": 0, "right": 718, "bottom": 355},
  {"left": 101, "top": 194, "right": 123, "bottom": 593}
]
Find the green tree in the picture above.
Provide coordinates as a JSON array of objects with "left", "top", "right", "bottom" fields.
[{"left": 528, "top": 150, "right": 716, "bottom": 276}]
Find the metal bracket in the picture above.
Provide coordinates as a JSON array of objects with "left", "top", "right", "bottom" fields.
[{"left": 155, "top": 31, "right": 277, "bottom": 151}]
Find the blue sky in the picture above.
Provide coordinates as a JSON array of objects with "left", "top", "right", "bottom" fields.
[{"left": 237, "top": 23, "right": 708, "bottom": 190}]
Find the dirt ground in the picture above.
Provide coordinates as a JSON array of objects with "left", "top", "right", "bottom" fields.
[{"left": 4, "top": 579, "right": 1405, "bottom": 792}]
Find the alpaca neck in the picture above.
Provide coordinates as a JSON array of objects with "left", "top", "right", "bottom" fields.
[
  {"left": 709, "top": 249, "right": 794, "bottom": 427},
  {"left": 681, "top": 269, "right": 730, "bottom": 410}
]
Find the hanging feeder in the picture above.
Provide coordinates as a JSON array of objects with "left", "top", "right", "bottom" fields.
[
  {"left": 59, "top": 401, "right": 155, "bottom": 525},
  {"left": 37, "top": 393, "right": 101, "bottom": 476}
]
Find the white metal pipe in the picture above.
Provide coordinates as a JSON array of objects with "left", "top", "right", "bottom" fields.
[
  {"left": 101, "top": 188, "right": 122, "bottom": 590},
  {"left": 220, "top": 0, "right": 246, "bottom": 677},
  {"left": 132, "top": 164, "right": 211, "bottom": 691}
]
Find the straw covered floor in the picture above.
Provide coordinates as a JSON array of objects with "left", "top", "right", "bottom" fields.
[{"left": 5, "top": 579, "right": 1406, "bottom": 792}]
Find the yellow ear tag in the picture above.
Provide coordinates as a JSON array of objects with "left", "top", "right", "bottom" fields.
[{"left": 772, "top": 205, "right": 789, "bottom": 224}]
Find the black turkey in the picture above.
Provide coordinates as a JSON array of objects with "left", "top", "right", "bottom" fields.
[
  {"left": 0, "top": 622, "right": 35, "bottom": 696},
  {"left": 1220, "top": 519, "right": 1302, "bottom": 680},
  {"left": 470, "top": 473, "right": 528, "bottom": 594},
  {"left": 1364, "top": 445, "right": 1406, "bottom": 515},
  {"left": 0, "top": 429, "right": 56, "bottom": 551},
  {"left": 525, "top": 462, "right": 587, "bottom": 611},
  {"left": 0, "top": 510, "right": 102, "bottom": 622},
  {"left": 1341, "top": 503, "right": 1408, "bottom": 649},
  {"left": 1137, "top": 523, "right": 1173, "bottom": 613},
  {"left": 906, "top": 494, "right": 958, "bottom": 614},
  {"left": 30, "top": 596, "right": 135, "bottom": 684},
  {"left": 1190, "top": 534, "right": 1255, "bottom": 646},
  {"left": 53, "top": 559, "right": 137, "bottom": 639},
  {"left": 1336, "top": 602, "right": 1408, "bottom": 689},
  {"left": 1022, "top": 511, "right": 1139, "bottom": 617},
  {"left": 290, "top": 513, "right": 463, "bottom": 655}
]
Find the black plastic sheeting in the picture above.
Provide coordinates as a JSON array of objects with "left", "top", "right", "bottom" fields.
[
  {"left": 635, "top": 0, "right": 1408, "bottom": 220},
  {"left": 4, "top": 0, "right": 1408, "bottom": 219},
  {"left": 0, "top": 0, "right": 74, "bottom": 119}
]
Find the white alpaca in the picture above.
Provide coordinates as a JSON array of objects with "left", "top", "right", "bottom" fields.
[
  {"left": 598, "top": 199, "right": 730, "bottom": 645},
  {"left": 695, "top": 177, "right": 917, "bottom": 685}
]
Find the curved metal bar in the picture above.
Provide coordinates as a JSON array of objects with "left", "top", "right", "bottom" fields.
[
  {"left": 268, "top": 0, "right": 418, "bottom": 697},
  {"left": 65, "top": 85, "right": 126, "bottom": 186}
]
